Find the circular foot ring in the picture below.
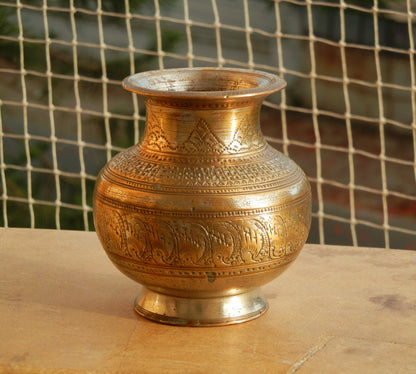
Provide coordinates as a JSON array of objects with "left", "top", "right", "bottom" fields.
[{"left": 134, "top": 288, "right": 268, "bottom": 326}]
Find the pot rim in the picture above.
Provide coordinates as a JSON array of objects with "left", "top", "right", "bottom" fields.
[{"left": 122, "top": 67, "right": 286, "bottom": 100}]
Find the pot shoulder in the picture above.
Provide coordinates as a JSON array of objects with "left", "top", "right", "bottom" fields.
[{"left": 94, "top": 145, "right": 310, "bottom": 212}]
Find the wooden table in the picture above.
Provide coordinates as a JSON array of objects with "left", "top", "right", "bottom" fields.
[{"left": 0, "top": 228, "right": 415, "bottom": 373}]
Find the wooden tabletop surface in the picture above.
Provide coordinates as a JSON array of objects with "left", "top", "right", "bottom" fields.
[{"left": 0, "top": 228, "right": 415, "bottom": 373}]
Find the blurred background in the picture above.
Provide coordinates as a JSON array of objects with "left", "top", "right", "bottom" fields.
[{"left": 0, "top": 0, "right": 415, "bottom": 249}]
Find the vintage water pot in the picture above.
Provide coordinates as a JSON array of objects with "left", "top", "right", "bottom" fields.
[{"left": 93, "top": 68, "right": 311, "bottom": 326}]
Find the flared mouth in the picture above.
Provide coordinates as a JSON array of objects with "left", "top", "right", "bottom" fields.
[{"left": 122, "top": 68, "right": 286, "bottom": 100}]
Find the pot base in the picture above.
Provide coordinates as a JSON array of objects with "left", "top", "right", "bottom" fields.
[{"left": 134, "top": 288, "right": 268, "bottom": 326}]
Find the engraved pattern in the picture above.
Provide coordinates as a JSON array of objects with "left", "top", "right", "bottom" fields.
[
  {"left": 108, "top": 246, "right": 298, "bottom": 278},
  {"left": 95, "top": 189, "right": 310, "bottom": 219},
  {"left": 146, "top": 97, "right": 255, "bottom": 110},
  {"left": 94, "top": 69, "right": 311, "bottom": 316},
  {"left": 228, "top": 116, "right": 263, "bottom": 153},
  {"left": 94, "top": 195, "right": 310, "bottom": 273},
  {"left": 142, "top": 112, "right": 265, "bottom": 155},
  {"left": 94, "top": 209, "right": 128, "bottom": 257},
  {"left": 134, "top": 142, "right": 271, "bottom": 164},
  {"left": 178, "top": 118, "right": 227, "bottom": 154},
  {"left": 105, "top": 145, "right": 299, "bottom": 194},
  {"left": 144, "top": 112, "right": 174, "bottom": 151}
]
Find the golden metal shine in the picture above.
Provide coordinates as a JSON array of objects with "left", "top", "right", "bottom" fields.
[{"left": 93, "top": 68, "right": 311, "bottom": 326}]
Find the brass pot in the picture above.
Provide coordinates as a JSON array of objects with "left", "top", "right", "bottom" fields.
[{"left": 93, "top": 68, "right": 311, "bottom": 326}]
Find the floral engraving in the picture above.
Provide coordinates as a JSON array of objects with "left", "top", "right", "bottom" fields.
[{"left": 96, "top": 204, "right": 310, "bottom": 269}]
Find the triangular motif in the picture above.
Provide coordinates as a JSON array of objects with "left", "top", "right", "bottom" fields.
[
  {"left": 228, "top": 115, "right": 262, "bottom": 153},
  {"left": 142, "top": 114, "right": 264, "bottom": 155},
  {"left": 178, "top": 119, "right": 227, "bottom": 154},
  {"left": 143, "top": 112, "right": 174, "bottom": 151}
]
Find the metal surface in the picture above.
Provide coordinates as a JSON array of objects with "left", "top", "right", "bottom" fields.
[
  {"left": 93, "top": 68, "right": 312, "bottom": 326},
  {"left": 134, "top": 287, "right": 268, "bottom": 326}
]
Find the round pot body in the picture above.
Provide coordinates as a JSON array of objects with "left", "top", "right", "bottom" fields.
[{"left": 93, "top": 68, "right": 311, "bottom": 326}]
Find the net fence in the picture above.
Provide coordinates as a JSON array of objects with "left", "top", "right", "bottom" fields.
[{"left": 0, "top": 0, "right": 415, "bottom": 249}]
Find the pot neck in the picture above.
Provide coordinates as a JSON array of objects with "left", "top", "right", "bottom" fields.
[{"left": 139, "top": 96, "right": 267, "bottom": 156}]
